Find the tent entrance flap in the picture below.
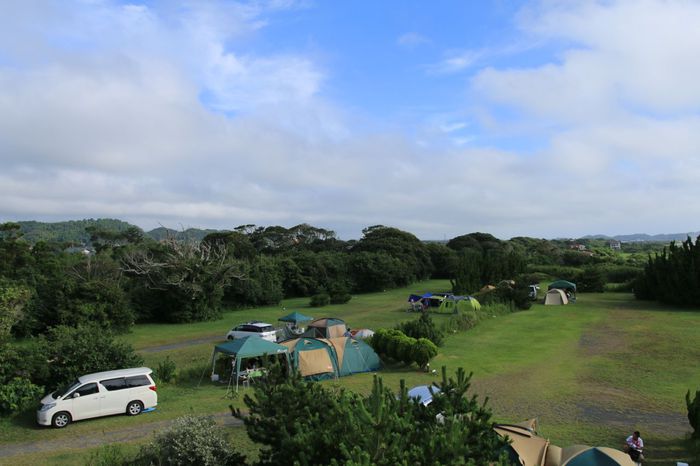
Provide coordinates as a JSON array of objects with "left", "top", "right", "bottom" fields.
[{"left": 298, "top": 348, "right": 335, "bottom": 376}]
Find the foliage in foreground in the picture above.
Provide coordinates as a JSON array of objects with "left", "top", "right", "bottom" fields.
[{"left": 233, "top": 365, "right": 508, "bottom": 466}]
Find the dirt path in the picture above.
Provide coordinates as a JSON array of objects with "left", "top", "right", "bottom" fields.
[
  {"left": 0, "top": 412, "right": 243, "bottom": 460},
  {"left": 138, "top": 335, "right": 224, "bottom": 353}
]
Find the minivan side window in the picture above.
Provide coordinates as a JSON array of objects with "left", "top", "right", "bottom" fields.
[
  {"left": 126, "top": 375, "right": 151, "bottom": 387},
  {"left": 100, "top": 378, "right": 127, "bottom": 391},
  {"left": 71, "top": 383, "right": 99, "bottom": 397}
]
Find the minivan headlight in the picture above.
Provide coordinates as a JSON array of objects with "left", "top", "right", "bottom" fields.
[{"left": 39, "top": 402, "right": 56, "bottom": 412}]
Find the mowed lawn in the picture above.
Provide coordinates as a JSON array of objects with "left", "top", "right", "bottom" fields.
[{"left": 2, "top": 282, "right": 699, "bottom": 465}]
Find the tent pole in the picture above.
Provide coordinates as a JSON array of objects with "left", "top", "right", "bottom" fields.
[{"left": 236, "top": 356, "right": 241, "bottom": 392}]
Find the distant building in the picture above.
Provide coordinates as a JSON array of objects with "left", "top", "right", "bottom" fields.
[
  {"left": 569, "top": 243, "right": 586, "bottom": 251},
  {"left": 609, "top": 240, "right": 622, "bottom": 250}
]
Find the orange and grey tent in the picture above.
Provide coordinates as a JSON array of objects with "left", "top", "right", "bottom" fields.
[{"left": 279, "top": 337, "right": 339, "bottom": 380}]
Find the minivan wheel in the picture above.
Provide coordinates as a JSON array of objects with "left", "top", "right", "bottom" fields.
[
  {"left": 126, "top": 400, "right": 144, "bottom": 416},
  {"left": 52, "top": 411, "right": 71, "bottom": 428}
]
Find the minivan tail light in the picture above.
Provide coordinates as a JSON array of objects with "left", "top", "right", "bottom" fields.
[{"left": 149, "top": 385, "right": 157, "bottom": 392}]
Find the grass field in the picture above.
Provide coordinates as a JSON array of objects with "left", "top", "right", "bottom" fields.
[{"left": 1, "top": 280, "right": 698, "bottom": 465}]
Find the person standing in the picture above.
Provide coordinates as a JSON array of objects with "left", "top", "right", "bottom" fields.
[{"left": 626, "top": 431, "right": 644, "bottom": 462}]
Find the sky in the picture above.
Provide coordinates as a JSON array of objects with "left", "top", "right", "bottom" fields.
[{"left": 1, "top": 0, "right": 700, "bottom": 240}]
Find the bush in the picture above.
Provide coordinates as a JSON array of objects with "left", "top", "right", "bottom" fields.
[
  {"left": 155, "top": 356, "right": 177, "bottom": 384},
  {"left": 412, "top": 338, "right": 438, "bottom": 368},
  {"left": 329, "top": 292, "right": 352, "bottom": 304},
  {"left": 0, "top": 377, "right": 43, "bottom": 416},
  {"left": 86, "top": 445, "right": 130, "bottom": 466},
  {"left": 309, "top": 293, "right": 330, "bottom": 307},
  {"left": 576, "top": 266, "right": 605, "bottom": 292},
  {"left": 134, "top": 415, "right": 245, "bottom": 466},
  {"left": 368, "top": 329, "right": 437, "bottom": 368},
  {"left": 42, "top": 324, "right": 143, "bottom": 389},
  {"left": 687, "top": 389, "right": 700, "bottom": 439},
  {"left": 397, "top": 312, "right": 444, "bottom": 346}
]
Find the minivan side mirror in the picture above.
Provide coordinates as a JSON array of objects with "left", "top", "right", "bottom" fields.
[{"left": 72, "top": 392, "right": 81, "bottom": 398}]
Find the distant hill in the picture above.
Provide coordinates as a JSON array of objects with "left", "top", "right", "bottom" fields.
[
  {"left": 9, "top": 219, "right": 224, "bottom": 245},
  {"left": 146, "top": 227, "right": 221, "bottom": 242},
  {"left": 17, "top": 219, "right": 138, "bottom": 244},
  {"left": 582, "top": 232, "right": 700, "bottom": 242}
]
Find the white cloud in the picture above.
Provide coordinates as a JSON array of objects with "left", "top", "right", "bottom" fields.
[
  {"left": 427, "top": 50, "right": 482, "bottom": 74},
  {"left": 2, "top": 0, "right": 700, "bottom": 239},
  {"left": 397, "top": 32, "right": 430, "bottom": 47}
]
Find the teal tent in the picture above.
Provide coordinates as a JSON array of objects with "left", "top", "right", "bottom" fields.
[
  {"left": 210, "top": 337, "right": 290, "bottom": 391},
  {"left": 279, "top": 337, "right": 340, "bottom": 380},
  {"left": 278, "top": 311, "right": 314, "bottom": 324},
  {"left": 548, "top": 280, "right": 577, "bottom": 292},
  {"left": 280, "top": 337, "right": 381, "bottom": 380},
  {"left": 333, "top": 337, "right": 381, "bottom": 376}
]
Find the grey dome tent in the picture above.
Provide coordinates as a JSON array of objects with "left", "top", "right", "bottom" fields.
[{"left": 544, "top": 289, "right": 568, "bottom": 305}]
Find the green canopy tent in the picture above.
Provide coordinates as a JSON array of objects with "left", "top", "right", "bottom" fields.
[
  {"left": 278, "top": 311, "right": 314, "bottom": 324},
  {"left": 210, "top": 337, "right": 290, "bottom": 391},
  {"left": 548, "top": 280, "right": 577, "bottom": 303},
  {"left": 548, "top": 280, "right": 577, "bottom": 292}
]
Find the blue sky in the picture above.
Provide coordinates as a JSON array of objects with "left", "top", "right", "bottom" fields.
[{"left": 1, "top": 0, "right": 700, "bottom": 239}]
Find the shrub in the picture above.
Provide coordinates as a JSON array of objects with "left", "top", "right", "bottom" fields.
[
  {"left": 412, "top": 338, "right": 438, "bottom": 368},
  {"left": 687, "top": 389, "right": 700, "bottom": 439},
  {"left": 86, "top": 444, "right": 131, "bottom": 466},
  {"left": 397, "top": 312, "right": 444, "bottom": 346},
  {"left": 368, "top": 329, "right": 437, "bottom": 368},
  {"left": 155, "top": 356, "right": 177, "bottom": 384},
  {"left": 0, "top": 377, "right": 43, "bottom": 416},
  {"left": 42, "top": 324, "right": 143, "bottom": 389},
  {"left": 309, "top": 293, "right": 330, "bottom": 307},
  {"left": 329, "top": 292, "right": 352, "bottom": 304},
  {"left": 134, "top": 415, "right": 245, "bottom": 466}
]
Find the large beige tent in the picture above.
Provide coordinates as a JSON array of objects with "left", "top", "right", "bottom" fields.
[
  {"left": 494, "top": 420, "right": 635, "bottom": 466},
  {"left": 544, "top": 289, "right": 568, "bottom": 305},
  {"left": 494, "top": 422, "right": 549, "bottom": 466}
]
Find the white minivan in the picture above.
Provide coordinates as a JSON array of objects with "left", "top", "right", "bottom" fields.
[{"left": 37, "top": 367, "right": 157, "bottom": 428}]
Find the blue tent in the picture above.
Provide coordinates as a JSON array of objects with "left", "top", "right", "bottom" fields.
[{"left": 407, "top": 384, "right": 441, "bottom": 406}]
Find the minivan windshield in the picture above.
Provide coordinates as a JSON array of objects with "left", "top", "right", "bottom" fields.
[{"left": 52, "top": 380, "right": 80, "bottom": 399}]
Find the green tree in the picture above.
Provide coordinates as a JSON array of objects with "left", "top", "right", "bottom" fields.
[
  {"left": 41, "top": 324, "right": 143, "bottom": 388},
  {"left": 0, "top": 281, "right": 31, "bottom": 340},
  {"left": 235, "top": 365, "right": 508, "bottom": 465},
  {"left": 123, "top": 239, "right": 244, "bottom": 323}
]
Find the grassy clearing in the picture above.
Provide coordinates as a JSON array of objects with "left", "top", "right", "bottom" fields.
[
  {"left": 123, "top": 279, "right": 451, "bottom": 349},
  {"left": 1, "top": 281, "right": 699, "bottom": 465}
]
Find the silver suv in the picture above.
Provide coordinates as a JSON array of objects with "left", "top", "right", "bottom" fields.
[{"left": 226, "top": 322, "right": 277, "bottom": 342}]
